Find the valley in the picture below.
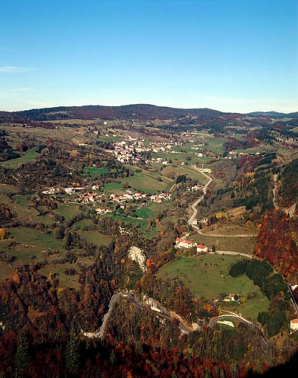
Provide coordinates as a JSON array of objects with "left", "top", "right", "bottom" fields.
[{"left": 0, "top": 105, "right": 298, "bottom": 376}]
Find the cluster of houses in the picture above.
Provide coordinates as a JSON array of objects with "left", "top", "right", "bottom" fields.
[
  {"left": 175, "top": 237, "right": 208, "bottom": 253},
  {"left": 61, "top": 185, "right": 172, "bottom": 215},
  {"left": 111, "top": 140, "right": 178, "bottom": 166},
  {"left": 109, "top": 191, "right": 171, "bottom": 204},
  {"left": 111, "top": 140, "right": 151, "bottom": 164}
]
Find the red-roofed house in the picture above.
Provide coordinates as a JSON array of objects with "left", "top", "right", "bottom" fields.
[
  {"left": 175, "top": 238, "right": 196, "bottom": 249},
  {"left": 197, "top": 244, "right": 208, "bottom": 253}
]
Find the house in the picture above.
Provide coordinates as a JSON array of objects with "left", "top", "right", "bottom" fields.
[
  {"left": 96, "top": 207, "right": 106, "bottom": 215},
  {"left": 191, "top": 184, "right": 202, "bottom": 191},
  {"left": 65, "top": 187, "right": 76, "bottom": 195},
  {"left": 192, "top": 218, "right": 198, "bottom": 225},
  {"left": 197, "top": 244, "right": 208, "bottom": 253},
  {"left": 290, "top": 319, "right": 298, "bottom": 331},
  {"left": 175, "top": 238, "right": 196, "bottom": 249},
  {"left": 84, "top": 193, "right": 97, "bottom": 203}
]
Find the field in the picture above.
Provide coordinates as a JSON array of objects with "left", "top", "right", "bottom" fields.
[
  {"left": 203, "top": 136, "right": 225, "bottom": 155},
  {"left": 191, "top": 232, "right": 256, "bottom": 255},
  {"left": 161, "top": 165, "right": 208, "bottom": 185},
  {"left": 0, "top": 148, "right": 39, "bottom": 169},
  {"left": 157, "top": 254, "right": 270, "bottom": 319},
  {"left": 135, "top": 202, "right": 165, "bottom": 220},
  {"left": 1, "top": 227, "right": 64, "bottom": 263},
  {"left": 0, "top": 184, "right": 18, "bottom": 194},
  {"left": 78, "top": 230, "right": 112, "bottom": 247},
  {"left": 84, "top": 167, "right": 109, "bottom": 175},
  {"left": 121, "top": 170, "right": 173, "bottom": 193},
  {"left": 199, "top": 224, "right": 257, "bottom": 237},
  {"left": 55, "top": 203, "right": 81, "bottom": 220}
]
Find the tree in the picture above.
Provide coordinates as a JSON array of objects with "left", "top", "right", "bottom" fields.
[
  {"left": 15, "top": 329, "right": 30, "bottom": 376},
  {"left": 65, "top": 335, "right": 81, "bottom": 375}
]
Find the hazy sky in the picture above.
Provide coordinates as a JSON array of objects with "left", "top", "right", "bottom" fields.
[{"left": 1, "top": 0, "right": 298, "bottom": 113}]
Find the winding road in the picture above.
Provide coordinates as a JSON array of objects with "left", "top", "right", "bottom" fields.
[
  {"left": 209, "top": 311, "right": 270, "bottom": 346},
  {"left": 81, "top": 293, "right": 193, "bottom": 339},
  {"left": 188, "top": 168, "right": 212, "bottom": 226}
]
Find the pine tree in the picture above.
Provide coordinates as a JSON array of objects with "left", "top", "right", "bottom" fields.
[
  {"left": 15, "top": 329, "right": 30, "bottom": 377},
  {"left": 65, "top": 335, "right": 81, "bottom": 375}
]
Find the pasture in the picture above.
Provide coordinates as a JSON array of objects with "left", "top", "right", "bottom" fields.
[
  {"left": 56, "top": 203, "right": 81, "bottom": 221},
  {"left": 122, "top": 171, "right": 173, "bottom": 193},
  {"left": 79, "top": 230, "right": 112, "bottom": 247},
  {"left": 204, "top": 136, "right": 225, "bottom": 155},
  {"left": 190, "top": 232, "right": 256, "bottom": 255},
  {"left": 161, "top": 165, "right": 208, "bottom": 185},
  {"left": 1, "top": 227, "right": 63, "bottom": 263},
  {"left": 157, "top": 254, "right": 269, "bottom": 319},
  {"left": 84, "top": 167, "right": 109, "bottom": 175},
  {"left": 0, "top": 148, "right": 39, "bottom": 169}
]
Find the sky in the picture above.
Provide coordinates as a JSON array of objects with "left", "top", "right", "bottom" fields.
[{"left": 1, "top": 0, "right": 298, "bottom": 113}]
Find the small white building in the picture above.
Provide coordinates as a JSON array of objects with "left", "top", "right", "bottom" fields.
[
  {"left": 65, "top": 187, "right": 76, "bottom": 195},
  {"left": 290, "top": 319, "right": 298, "bottom": 331},
  {"left": 175, "top": 238, "right": 196, "bottom": 249},
  {"left": 197, "top": 244, "right": 208, "bottom": 253}
]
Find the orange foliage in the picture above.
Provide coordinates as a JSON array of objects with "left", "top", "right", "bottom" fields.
[{"left": 12, "top": 274, "right": 20, "bottom": 284}]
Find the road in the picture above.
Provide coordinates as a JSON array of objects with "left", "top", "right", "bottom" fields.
[
  {"left": 82, "top": 293, "right": 193, "bottom": 339},
  {"left": 209, "top": 311, "right": 270, "bottom": 346},
  {"left": 188, "top": 168, "right": 212, "bottom": 226},
  {"left": 187, "top": 169, "right": 256, "bottom": 238}
]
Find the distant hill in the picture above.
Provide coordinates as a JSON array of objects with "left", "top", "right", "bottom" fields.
[
  {"left": 0, "top": 104, "right": 225, "bottom": 122},
  {"left": 0, "top": 104, "right": 297, "bottom": 127},
  {"left": 246, "top": 111, "right": 287, "bottom": 118}
]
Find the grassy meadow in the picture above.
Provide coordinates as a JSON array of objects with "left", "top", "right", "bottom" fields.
[
  {"left": 190, "top": 232, "right": 256, "bottom": 255},
  {"left": 157, "top": 254, "right": 270, "bottom": 319},
  {"left": 0, "top": 148, "right": 39, "bottom": 169}
]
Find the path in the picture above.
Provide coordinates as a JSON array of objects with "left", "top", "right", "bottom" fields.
[
  {"left": 188, "top": 167, "right": 212, "bottom": 226},
  {"left": 272, "top": 173, "right": 296, "bottom": 216},
  {"left": 188, "top": 169, "right": 256, "bottom": 238}
]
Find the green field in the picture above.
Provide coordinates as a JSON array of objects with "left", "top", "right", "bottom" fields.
[
  {"left": 122, "top": 171, "right": 173, "bottom": 193},
  {"left": 103, "top": 182, "right": 125, "bottom": 195},
  {"left": 157, "top": 254, "right": 270, "bottom": 319},
  {"left": 135, "top": 202, "right": 165, "bottom": 220},
  {"left": 84, "top": 167, "right": 109, "bottom": 175},
  {"left": 204, "top": 136, "right": 225, "bottom": 155},
  {"left": 0, "top": 148, "right": 39, "bottom": 169},
  {"left": 79, "top": 230, "right": 112, "bottom": 247},
  {"left": 161, "top": 165, "right": 208, "bottom": 185},
  {"left": 56, "top": 203, "right": 81, "bottom": 220},
  {"left": 1, "top": 227, "right": 64, "bottom": 263}
]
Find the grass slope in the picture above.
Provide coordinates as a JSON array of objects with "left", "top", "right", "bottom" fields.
[{"left": 157, "top": 254, "right": 269, "bottom": 319}]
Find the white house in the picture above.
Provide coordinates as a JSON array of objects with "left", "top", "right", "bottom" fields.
[
  {"left": 290, "top": 319, "right": 298, "bottom": 331},
  {"left": 197, "top": 244, "right": 208, "bottom": 253},
  {"left": 65, "top": 187, "right": 76, "bottom": 195},
  {"left": 175, "top": 238, "right": 196, "bottom": 249}
]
